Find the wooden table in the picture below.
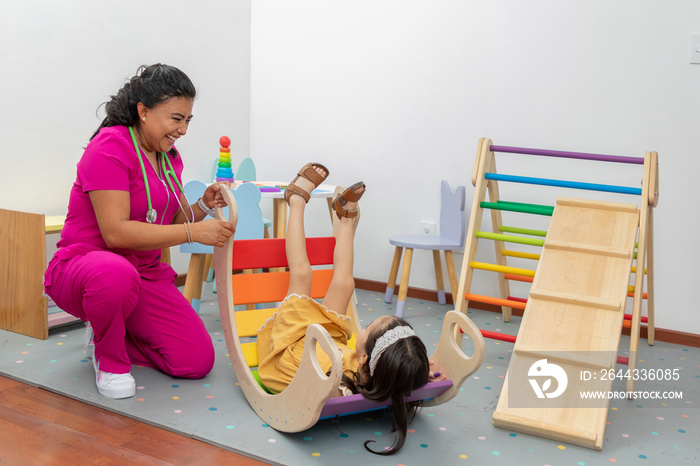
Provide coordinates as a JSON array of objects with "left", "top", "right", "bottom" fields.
[
  {"left": 0, "top": 210, "right": 69, "bottom": 339},
  {"left": 44, "top": 216, "right": 80, "bottom": 328},
  {"left": 248, "top": 181, "right": 337, "bottom": 238}
]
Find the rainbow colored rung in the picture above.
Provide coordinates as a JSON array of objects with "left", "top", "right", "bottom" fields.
[
  {"left": 470, "top": 262, "right": 536, "bottom": 277},
  {"left": 489, "top": 145, "right": 645, "bottom": 164},
  {"left": 504, "top": 273, "right": 534, "bottom": 283},
  {"left": 474, "top": 328, "right": 630, "bottom": 365},
  {"left": 465, "top": 293, "right": 526, "bottom": 310},
  {"left": 502, "top": 250, "right": 541, "bottom": 261},
  {"left": 485, "top": 173, "right": 642, "bottom": 196},
  {"left": 481, "top": 200, "right": 554, "bottom": 216},
  {"left": 507, "top": 296, "right": 528, "bottom": 304},
  {"left": 475, "top": 231, "right": 545, "bottom": 247},
  {"left": 480, "top": 329, "right": 516, "bottom": 343},
  {"left": 471, "top": 295, "right": 649, "bottom": 324},
  {"left": 499, "top": 225, "right": 548, "bottom": 237}
]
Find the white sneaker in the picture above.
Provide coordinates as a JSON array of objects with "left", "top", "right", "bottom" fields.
[
  {"left": 92, "top": 357, "right": 135, "bottom": 399},
  {"left": 84, "top": 322, "right": 95, "bottom": 359}
]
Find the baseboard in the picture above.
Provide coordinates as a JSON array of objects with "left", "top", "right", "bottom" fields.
[{"left": 354, "top": 278, "right": 700, "bottom": 349}]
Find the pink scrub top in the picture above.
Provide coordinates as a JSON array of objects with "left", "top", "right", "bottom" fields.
[{"left": 46, "top": 125, "right": 185, "bottom": 286}]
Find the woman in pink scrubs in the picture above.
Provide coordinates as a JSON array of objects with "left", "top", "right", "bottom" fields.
[{"left": 44, "top": 64, "right": 235, "bottom": 398}]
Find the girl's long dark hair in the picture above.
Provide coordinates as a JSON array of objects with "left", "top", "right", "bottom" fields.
[
  {"left": 342, "top": 317, "right": 429, "bottom": 455},
  {"left": 91, "top": 64, "right": 196, "bottom": 155}
]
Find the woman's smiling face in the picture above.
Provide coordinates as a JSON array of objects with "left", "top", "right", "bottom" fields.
[{"left": 137, "top": 96, "right": 194, "bottom": 153}]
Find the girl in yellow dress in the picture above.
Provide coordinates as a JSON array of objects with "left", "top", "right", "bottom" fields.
[{"left": 257, "top": 163, "right": 441, "bottom": 455}]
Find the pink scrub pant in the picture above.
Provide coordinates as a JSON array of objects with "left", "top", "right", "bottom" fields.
[{"left": 45, "top": 250, "right": 215, "bottom": 377}]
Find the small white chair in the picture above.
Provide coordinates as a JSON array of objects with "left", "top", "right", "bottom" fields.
[{"left": 384, "top": 180, "right": 466, "bottom": 318}]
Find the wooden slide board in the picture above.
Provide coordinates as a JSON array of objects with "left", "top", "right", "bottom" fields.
[{"left": 492, "top": 197, "right": 640, "bottom": 450}]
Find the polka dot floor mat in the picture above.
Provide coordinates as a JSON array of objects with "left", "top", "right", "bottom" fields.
[{"left": 1, "top": 284, "right": 697, "bottom": 465}]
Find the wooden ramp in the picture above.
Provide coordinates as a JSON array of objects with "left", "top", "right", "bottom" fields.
[{"left": 492, "top": 197, "right": 640, "bottom": 450}]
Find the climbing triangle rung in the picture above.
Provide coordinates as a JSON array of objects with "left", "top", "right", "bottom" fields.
[
  {"left": 465, "top": 293, "right": 527, "bottom": 311},
  {"left": 480, "top": 201, "right": 554, "bottom": 216},
  {"left": 488, "top": 145, "right": 645, "bottom": 164},
  {"left": 470, "top": 262, "right": 536, "bottom": 277},
  {"left": 499, "top": 225, "right": 548, "bottom": 237},
  {"left": 504, "top": 273, "right": 535, "bottom": 283},
  {"left": 502, "top": 250, "right": 541, "bottom": 260},
  {"left": 484, "top": 173, "right": 642, "bottom": 195},
  {"left": 475, "top": 231, "right": 545, "bottom": 246}
]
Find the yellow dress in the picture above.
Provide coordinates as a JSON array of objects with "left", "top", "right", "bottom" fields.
[{"left": 256, "top": 294, "right": 359, "bottom": 394}]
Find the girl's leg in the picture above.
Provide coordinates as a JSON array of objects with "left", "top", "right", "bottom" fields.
[
  {"left": 285, "top": 165, "right": 328, "bottom": 296},
  {"left": 321, "top": 185, "right": 364, "bottom": 315},
  {"left": 285, "top": 194, "right": 312, "bottom": 296}
]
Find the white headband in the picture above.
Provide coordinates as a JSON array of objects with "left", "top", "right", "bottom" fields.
[{"left": 368, "top": 326, "right": 415, "bottom": 376}]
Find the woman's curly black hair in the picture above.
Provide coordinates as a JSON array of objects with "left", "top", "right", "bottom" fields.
[{"left": 91, "top": 64, "right": 196, "bottom": 155}]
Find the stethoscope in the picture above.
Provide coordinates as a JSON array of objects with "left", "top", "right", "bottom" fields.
[{"left": 129, "top": 126, "right": 193, "bottom": 224}]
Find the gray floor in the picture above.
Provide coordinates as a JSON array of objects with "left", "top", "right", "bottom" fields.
[{"left": 1, "top": 283, "right": 698, "bottom": 465}]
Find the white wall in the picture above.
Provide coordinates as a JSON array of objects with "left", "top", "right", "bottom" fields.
[
  {"left": 2, "top": 1, "right": 698, "bottom": 336},
  {"left": 250, "top": 1, "right": 700, "bottom": 334},
  {"left": 0, "top": 0, "right": 251, "bottom": 273}
]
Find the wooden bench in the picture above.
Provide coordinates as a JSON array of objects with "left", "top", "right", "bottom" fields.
[{"left": 0, "top": 209, "right": 70, "bottom": 339}]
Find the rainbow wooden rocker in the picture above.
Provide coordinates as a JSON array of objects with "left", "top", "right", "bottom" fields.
[{"left": 214, "top": 185, "right": 485, "bottom": 432}]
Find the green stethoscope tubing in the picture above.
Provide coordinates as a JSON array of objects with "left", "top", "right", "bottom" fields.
[{"left": 129, "top": 126, "right": 186, "bottom": 223}]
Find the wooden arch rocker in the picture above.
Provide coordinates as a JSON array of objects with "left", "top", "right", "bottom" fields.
[{"left": 213, "top": 186, "right": 486, "bottom": 432}]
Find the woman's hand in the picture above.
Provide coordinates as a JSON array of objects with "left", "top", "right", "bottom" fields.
[
  {"left": 191, "top": 219, "right": 235, "bottom": 247},
  {"left": 428, "top": 360, "right": 445, "bottom": 381},
  {"left": 201, "top": 182, "right": 231, "bottom": 210}
]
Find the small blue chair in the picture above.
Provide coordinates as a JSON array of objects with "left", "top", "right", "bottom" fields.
[
  {"left": 235, "top": 157, "right": 257, "bottom": 181},
  {"left": 228, "top": 157, "right": 273, "bottom": 238},
  {"left": 202, "top": 157, "right": 274, "bottom": 285},
  {"left": 181, "top": 181, "right": 265, "bottom": 311},
  {"left": 384, "top": 180, "right": 466, "bottom": 318}
]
